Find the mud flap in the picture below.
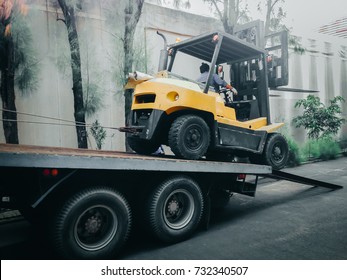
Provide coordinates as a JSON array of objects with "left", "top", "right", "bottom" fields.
[{"left": 232, "top": 176, "right": 258, "bottom": 197}]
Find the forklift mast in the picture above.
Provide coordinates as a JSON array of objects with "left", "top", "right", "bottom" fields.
[{"left": 233, "top": 20, "right": 289, "bottom": 90}]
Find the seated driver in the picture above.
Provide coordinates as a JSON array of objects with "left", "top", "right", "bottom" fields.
[{"left": 196, "top": 62, "right": 238, "bottom": 96}]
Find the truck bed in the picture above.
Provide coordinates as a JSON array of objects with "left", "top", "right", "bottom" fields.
[{"left": 0, "top": 143, "right": 271, "bottom": 175}]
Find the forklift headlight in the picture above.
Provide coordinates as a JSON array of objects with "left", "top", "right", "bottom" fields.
[{"left": 167, "top": 91, "right": 179, "bottom": 101}]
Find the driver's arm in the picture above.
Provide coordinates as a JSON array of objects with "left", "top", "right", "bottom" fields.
[{"left": 213, "top": 74, "right": 237, "bottom": 94}]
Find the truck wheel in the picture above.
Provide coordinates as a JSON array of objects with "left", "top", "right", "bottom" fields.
[
  {"left": 169, "top": 115, "right": 210, "bottom": 160},
  {"left": 147, "top": 176, "right": 203, "bottom": 243},
  {"left": 128, "top": 137, "right": 160, "bottom": 155},
  {"left": 263, "top": 133, "right": 289, "bottom": 170},
  {"left": 51, "top": 187, "right": 131, "bottom": 259}
]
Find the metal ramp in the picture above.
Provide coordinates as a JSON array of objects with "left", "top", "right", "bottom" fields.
[{"left": 264, "top": 170, "right": 343, "bottom": 190}]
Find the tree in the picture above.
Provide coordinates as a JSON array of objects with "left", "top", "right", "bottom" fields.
[
  {"left": 258, "top": 0, "right": 305, "bottom": 52},
  {"left": 56, "top": 0, "right": 88, "bottom": 148},
  {"left": 82, "top": 39, "right": 105, "bottom": 118},
  {"left": 121, "top": 0, "right": 145, "bottom": 150},
  {"left": 204, "top": 0, "right": 288, "bottom": 39},
  {"left": 0, "top": 0, "right": 38, "bottom": 144},
  {"left": 123, "top": 0, "right": 144, "bottom": 122},
  {"left": 90, "top": 120, "right": 106, "bottom": 150},
  {"left": 257, "top": 0, "right": 286, "bottom": 36},
  {"left": 293, "top": 95, "right": 345, "bottom": 140},
  {"left": 100, "top": 0, "right": 149, "bottom": 151},
  {"left": 203, "top": 0, "right": 251, "bottom": 34}
]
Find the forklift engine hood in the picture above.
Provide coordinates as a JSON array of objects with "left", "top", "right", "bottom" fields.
[
  {"left": 125, "top": 70, "right": 211, "bottom": 97},
  {"left": 124, "top": 71, "right": 155, "bottom": 89}
]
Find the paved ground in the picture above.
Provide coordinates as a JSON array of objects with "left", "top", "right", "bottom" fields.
[
  {"left": 1, "top": 157, "right": 347, "bottom": 260},
  {"left": 121, "top": 157, "right": 347, "bottom": 260}
]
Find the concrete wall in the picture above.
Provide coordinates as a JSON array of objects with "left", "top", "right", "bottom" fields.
[
  {"left": 269, "top": 33, "right": 347, "bottom": 141},
  {"left": 1, "top": 1, "right": 346, "bottom": 149},
  {"left": 0, "top": 0, "right": 122, "bottom": 149},
  {"left": 0, "top": 1, "right": 220, "bottom": 150},
  {"left": 140, "top": 3, "right": 221, "bottom": 77}
]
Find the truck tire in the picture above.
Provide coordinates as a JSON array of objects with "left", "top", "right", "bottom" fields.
[
  {"left": 169, "top": 115, "right": 210, "bottom": 160},
  {"left": 147, "top": 176, "right": 204, "bottom": 243},
  {"left": 263, "top": 133, "right": 289, "bottom": 170},
  {"left": 51, "top": 187, "right": 131, "bottom": 259},
  {"left": 128, "top": 137, "right": 160, "bottom": 155}
]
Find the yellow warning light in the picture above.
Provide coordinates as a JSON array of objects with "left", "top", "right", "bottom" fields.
[{"left": 176, "top": 37, "right": 181, "bottom": 43}]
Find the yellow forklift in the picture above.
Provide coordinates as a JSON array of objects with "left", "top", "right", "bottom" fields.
[{"left": 123, "top": 26, "right": 290, "bottom": 170}]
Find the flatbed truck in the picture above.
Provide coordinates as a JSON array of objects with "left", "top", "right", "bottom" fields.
[{"left": 0, "top": 143, "right": 342, "bottom": 259}]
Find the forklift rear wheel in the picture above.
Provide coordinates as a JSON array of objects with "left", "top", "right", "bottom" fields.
[
  {"left": 169, "top": 115, "right": 210, "bottom": 160},
  {"left": 147, "top": 176, "right": 204, "bottom": 243},
  {"left": 263, "top": 133, "right": 289, "bottom": 170},
  {"left": 51, "top": 187, "right": 131, "bottom": 259},
  {"left": 128, "top": 137, "right": 160, "bottom": 155}
]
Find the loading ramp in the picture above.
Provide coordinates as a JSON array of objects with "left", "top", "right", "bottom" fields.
[{"left": 264, "top": 169, "right": 343, "bottom": 190}]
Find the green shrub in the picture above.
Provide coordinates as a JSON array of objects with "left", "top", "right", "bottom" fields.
[
  {"left": 278, "top": 125, "right": 306, "bottom": 166},
  {"left": 293, "top": 95, "right": 345, "bottom": 140},
  {"left": 285, "top": 136, "right": 306, "bottom": 166},
  {"left": 319, "top": 139, "right": 341, "bottom": 160},
  {"left": 90, "top": 120, "right": 106, "bottom": 150},
  {"left": 339, "top": 139, "right": 347, "bottom": 156},
  {"left": 303, "top": 138, "right": 341, "bottom": 160},
  {"left": 302, "top": 140, "right": 320, "bottom": 159}
]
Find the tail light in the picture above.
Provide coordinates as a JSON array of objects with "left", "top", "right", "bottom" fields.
[{"left": 42, "top": 169, "right": 59, "bottom": 177}]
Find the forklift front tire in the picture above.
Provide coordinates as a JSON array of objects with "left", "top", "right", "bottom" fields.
[
  {"left": 128, "top": 137, "right": 160, "bottom": 155},
  {"left": 169, "top": 115, "right": 210, "bottom": 160}
]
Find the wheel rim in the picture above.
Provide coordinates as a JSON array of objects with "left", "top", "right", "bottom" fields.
[
  {"left": 184, "top": 124, "right": 204, "bottom": 151},
  {"left": 272, "top": 142, "right": 285, "bottom": 163},
  {"left": 74, "top": 205, "right": 118, "bottom": 251},
  {"left": 163, "top": 189, "right": 195, "bottom": 230}
]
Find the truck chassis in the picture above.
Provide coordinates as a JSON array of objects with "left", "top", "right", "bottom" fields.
[{"left": 0, "top": 144, "right": 342, "bottom": 259}]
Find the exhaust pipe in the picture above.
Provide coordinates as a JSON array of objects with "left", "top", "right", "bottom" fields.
[{"left": 157, "top": 31, "right": 168, "bottom": 71}]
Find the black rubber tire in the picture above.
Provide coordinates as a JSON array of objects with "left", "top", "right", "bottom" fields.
[
  {"left": 263, "top": 133, "right": 289, "bottom": 170},
  {"left": 168, "top": 115, "right": 210, "bottom": 160},
  {"left": 147, "top": 176, "right": 204, "bottom": 243},
  {"left": 51, "top": 187, "right": 131, "bottom": 259},
  {"left": 127, "top": 137, "right": 160, "bottom": 155}
]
